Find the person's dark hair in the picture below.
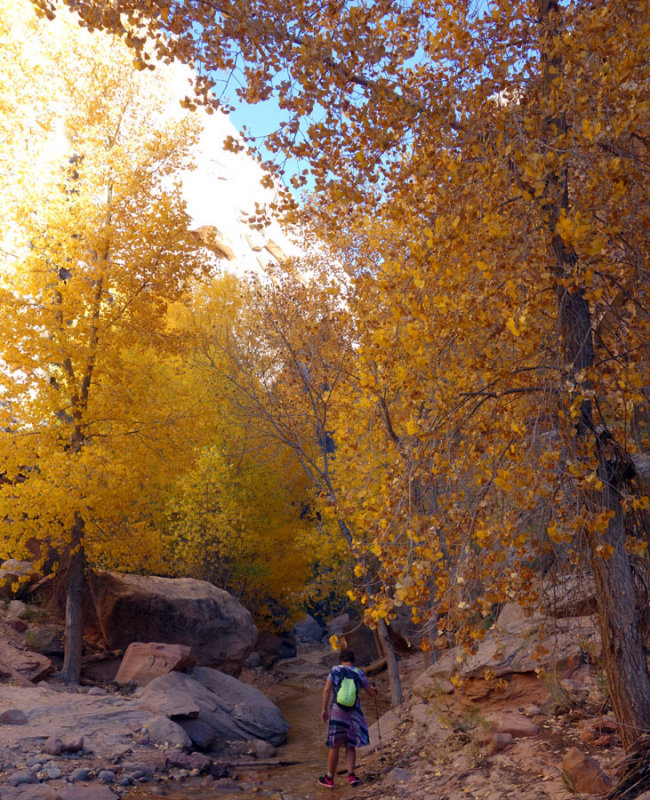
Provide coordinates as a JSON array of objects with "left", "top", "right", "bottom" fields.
[{"left": 340, "top": 649, "right": 355, "bottom": 664}]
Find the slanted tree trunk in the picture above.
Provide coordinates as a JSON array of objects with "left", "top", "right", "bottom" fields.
[
  {"left": 377, "top": 617, "right": 403, "bottom": 706},
  {"left": 61, "top": 514, "right": 85, "bottom": 685},
  {"left": 552, "top": 168, "right": 650, "bottom": 754},
  {"left": 557, "top": 284, "right": 650, "bottom": 746}
]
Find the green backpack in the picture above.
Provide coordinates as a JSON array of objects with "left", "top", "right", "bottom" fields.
[{"left": 335, "top": 667, "right": 360, "bottom": 708}]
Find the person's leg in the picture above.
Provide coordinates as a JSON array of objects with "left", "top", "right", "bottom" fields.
[
  {"left": 345, "top": 744, "right": 356, "bottom": 776},
  {"left": 327, "top": 745, "right": 340, "bottom": 778}
]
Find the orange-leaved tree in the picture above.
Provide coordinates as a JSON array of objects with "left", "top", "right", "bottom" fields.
[
  {"left": 178, "top": 262, "right": 405, "bottom": 703},
  {"left": 0, "top": 0, "right": 208, "bottom": 683},
  {"left": 48, "top": 0, "right": 650, "bottom": 741}
]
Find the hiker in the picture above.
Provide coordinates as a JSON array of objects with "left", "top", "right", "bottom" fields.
[{"left": 319, "top": 648, "right": 377, "bottom": 788}]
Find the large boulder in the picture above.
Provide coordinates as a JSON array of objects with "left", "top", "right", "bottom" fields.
[
  {"left": 138, "top": 668, "right": 289, "bottom": 746},
  {"left": 86, "top": 572, "right": 257, "bottom": 674},
  {"left": 342, "top": 621, "right": 381, "bottom": 666},
  {"left": 293, "top": 614, "right": 324, "bottom": 642},
  {"left": 413, "top": 615, "right": 600, "bottom": 697}
]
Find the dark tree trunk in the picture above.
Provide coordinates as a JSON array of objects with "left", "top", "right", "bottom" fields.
[
  {"left": 539, "top": 0, "right": 650, "bottom": 749},
  {"left": 377, "top": 617, "right": 404, "bottom": 706},
  {"left": 554, "top": 227, "right": 650, "bottom": 752},
  {"left": 553, "top": 205, "right": 650, "bottom": 752},
  {"left": 590, "top": 465, "right": 650, "bottom": 747},
  {"left": 61, "top": 514, "right": 85, "bottom": 686}
]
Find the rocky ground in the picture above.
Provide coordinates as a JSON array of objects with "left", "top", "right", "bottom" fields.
[
  {"left": 252, "top": 646, "right": 646, "bottom": 800},
  {"left": 1, "top": 590, "right": 648, "bottom": 800}
]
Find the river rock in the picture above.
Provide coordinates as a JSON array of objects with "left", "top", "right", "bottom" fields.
[
  {"left": 61, "top": 734, "right": 84, "bottom": 753},
  {"left": 164, "top": 750, "right": 211, "bottom": 773},
  {"left": 8, "top": 770, "right": 38, "bottom": 786},
  {"left": 115, "top": 642, "right": 197, "bottom": 686},
  {"left": 43, "top": 736, "right": 62, "bottom": 755},
  {"left": 0, "top": 709, "right": 28, "bottom": 724},
  {"left": 86, "top": 572, "right": 257, "bottom": 674},
  {"left": 143, "top": 716, "right": 192, "bottom": 749}
]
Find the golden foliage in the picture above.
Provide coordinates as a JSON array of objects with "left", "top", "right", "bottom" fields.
[{"left": 0, "top": 0, "right": 206, "bottom": 573}]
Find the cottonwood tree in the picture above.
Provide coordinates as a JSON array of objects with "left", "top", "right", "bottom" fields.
[
  {"left": 161, "top": 288, "right": 319, "bottom": 620},
  {"left": 0, "top": 0, "right": 208, "bottom": 683},
  {"left": 181, "top": 264, "right": 405, "bottom": 704},
  {"left": 50, "top": 0, "right": 650, "bottom": 741}
]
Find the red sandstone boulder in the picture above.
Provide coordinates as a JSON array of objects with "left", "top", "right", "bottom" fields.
[
  {"left": 115, "top": 642, "right": 196, "bottom": 686},
  {"left": 561, "top": 746, "right": 613, "bottom": 794}
]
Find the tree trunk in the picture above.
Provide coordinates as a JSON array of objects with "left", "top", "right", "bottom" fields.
[
  {"left": 377, "top": 617, "right": 404, "bottom": 706},
  {"left": 61, "top": 514, "right": 85, "bottom": 686},
  {"left": 554, "top": 242, "right": 650, "bottom": 752},
  {"left": 590, "top": 468, "right": 650, "bottom": 748},
  {"left": 539, "top": 1, "right": 650, "bottom": 749}
]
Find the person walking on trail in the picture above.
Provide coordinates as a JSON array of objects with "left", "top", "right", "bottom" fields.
[{"left": 319, "top": 649, "right": 377, "bottom": 788}]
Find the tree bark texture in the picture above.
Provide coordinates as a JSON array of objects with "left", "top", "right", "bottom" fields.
[
  {"left": 539, "top": 2, "right": 650, "bottom": 749},
  {"left": 555, "top": 230, "right": 650, "bottom": 751},
  {"left": 590, "top": 477, "right": 650, "bottom": 747},
  {"left": 377, "top": 617, "right": 404, "bottom": 707},
  {"left": 61, "top": 515, "right": 85, "bottom": 686}
]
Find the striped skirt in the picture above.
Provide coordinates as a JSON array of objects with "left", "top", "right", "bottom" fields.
[{"left": 326, "top": 703, "right": 370, "bottom": 748}]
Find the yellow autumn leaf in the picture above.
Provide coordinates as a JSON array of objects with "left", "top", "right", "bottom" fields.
[{"left": 506, "top": 317, "right": 520, "bottom": 337}]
